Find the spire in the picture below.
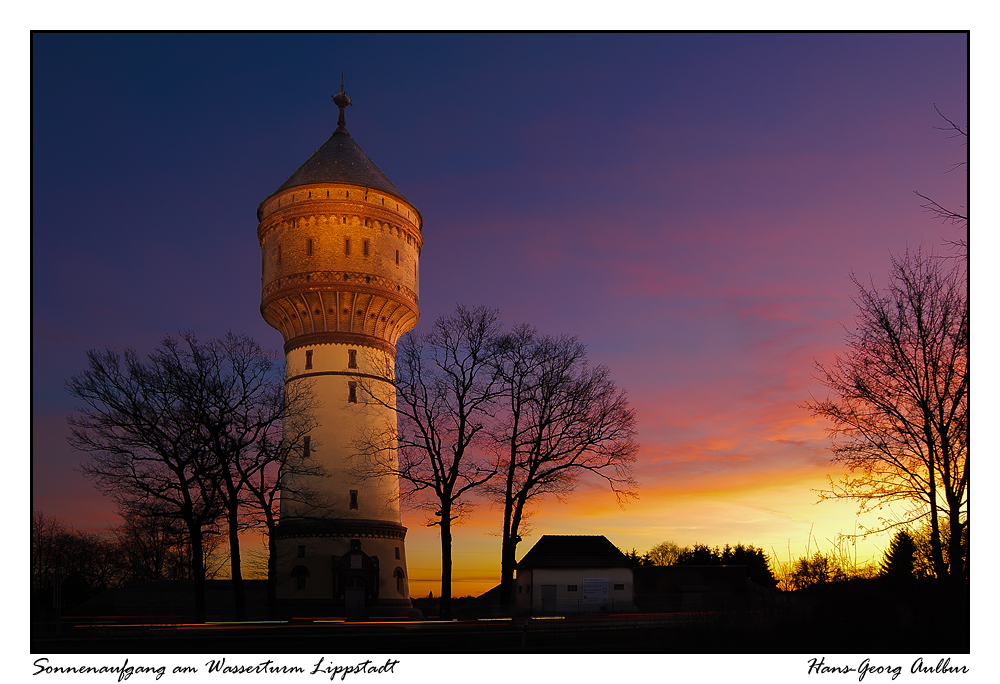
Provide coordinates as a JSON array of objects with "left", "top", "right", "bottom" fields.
[{"left": 332, "top": 73, "right": 352, "bottom": 135}]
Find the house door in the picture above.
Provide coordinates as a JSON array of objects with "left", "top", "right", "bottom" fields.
[
  {"left": 541, "top": 584, "right": 557, "bottom": 614},
  {"left": 345, "top": 578, "right": 366, "bottom": 621}
]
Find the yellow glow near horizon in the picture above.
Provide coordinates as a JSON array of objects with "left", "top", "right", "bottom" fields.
[{"left": 396, "top": 462, "right": 898, "bottom": 598}]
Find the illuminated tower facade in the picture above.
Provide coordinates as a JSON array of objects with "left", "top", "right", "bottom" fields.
[{"left": 257, "top": 84, "right": 421, "bottom": 616}]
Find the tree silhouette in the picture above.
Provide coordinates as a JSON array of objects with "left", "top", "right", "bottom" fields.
[
  {"left": 491, "top": 327, "right": 638, "bottom": 608},
  {"left": 156, "top": 332, "right": 319, "bottom": 620},
  {"left": 880, "top": 530, "right": 916, "bottom": 584},
  {"left": 646, "top": 541, "right": 683, "bottom": 567},
  {"left": 355, "top": 305, "right": 502, "bottom": 620},
  {"left": 914, "top": 104, "right": 968, "bottom": 255},
  {"left": 68, "top": 332, "right": 318, "bottom": 620},
  {"left": 805, "top": 248, "right": 967, "bottom": 583},
  {"left": 789, "top": 552, "right": 844, "bottom": 590},
  {"left": 69, "top": 345, "right": 223, "bottom": 620}
]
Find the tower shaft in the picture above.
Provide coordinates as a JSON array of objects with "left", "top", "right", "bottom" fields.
[{"left": 257, "top": 91, "right": 422, "bottom": 617}]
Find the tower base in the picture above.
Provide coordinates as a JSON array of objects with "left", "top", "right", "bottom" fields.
[{"left": 274, "top": 518, "right": 413, "bottom": 618}]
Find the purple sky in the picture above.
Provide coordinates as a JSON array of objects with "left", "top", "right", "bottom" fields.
[{"left": 31, "top": 33, "right": 968, "bottom": 593}]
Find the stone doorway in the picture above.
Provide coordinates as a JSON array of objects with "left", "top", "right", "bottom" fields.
[{"left": 345, "top": 578, "right": 366, "bottom": 621}]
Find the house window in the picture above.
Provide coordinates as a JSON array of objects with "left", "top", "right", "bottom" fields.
[
  {"left": 362, "top": 239, "right": 369, "bottom": 256},
  {"left": 348, "top": 381, "right": 357, "bottom": 403},
  {"left": 348, "top": 349, "right": 357, "bottom": 369},
  {"left": 291, "top": 565, "right": 310, "bottom": 591},
  {"left": 303, "top": 435, "right": 311, "bottom": 458},
  {"left": 345, "top": 238, "right": 351, "bottom": 255},
  {"left": 349, "top": 489, "right": 358, "bottom": 510},
  {"left": 305, "top": 349, "right": 313, "bottom": 370},
  {"left": 297, "top": 545, "right": 306, "bottom": 558},
  {"left": 567, "top": 585, "right": 578, "bottom": 592},
  {"left": 614, "top": 584, "right": 625, "bottom": 591}
]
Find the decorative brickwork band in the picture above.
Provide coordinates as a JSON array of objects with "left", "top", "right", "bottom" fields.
[
  {"left": 276, "top": 517, "right": 407, "bottom": 541},
  {"left": 285, "top": 369, "right": 395, "bottom": 385},
  {"left": 283, "top": 331, "right": 397, "bottom": 357}
]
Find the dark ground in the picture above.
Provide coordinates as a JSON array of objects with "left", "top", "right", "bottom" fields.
[{"left": 31, "top": 578, "right": 969, "bottom": 655}]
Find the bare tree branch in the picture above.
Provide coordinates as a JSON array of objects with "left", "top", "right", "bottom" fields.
[{"left": 804, "top": 247, "right": 968, "bottom": 582}]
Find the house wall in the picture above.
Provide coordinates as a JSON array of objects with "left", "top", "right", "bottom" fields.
[{"left": 514, "top": 567, "right": 634, "bottom": 614}]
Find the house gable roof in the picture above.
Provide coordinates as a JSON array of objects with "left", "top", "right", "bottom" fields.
[{"left": 516, "top": 535, "right": 630, "bottom": 570}]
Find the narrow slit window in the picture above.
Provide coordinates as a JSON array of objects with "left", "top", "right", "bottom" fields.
[
  {"left": 348, "top": 349, "right": 357, "bottom": 369},
  {"left": 305, "top": 349, "right": 313, "bottom": 370},
  {"left": 298, "top": 545, "right": 306, "bottom": 558},
  {"left": 348, "top": 381, "right": 357, "bottom": 403},
  {"left": 395, "top": 249, "right": 399, "bottom": 265},
  {"left": 362, "top": 239, "right": 369, "bottom": 256},
  {"left": 349, "top": 489, "right": 358, "bottom": 509},
  {"left": 395, "top": 547, "right": 400, "bottom": 560},
  {"left": 307, "top": 238, "right": 313, "bottom": 255},
  {"left": 345, "top": 238, "right": 351, "bottom": 255}
]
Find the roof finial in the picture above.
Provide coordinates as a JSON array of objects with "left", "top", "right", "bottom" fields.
[{"left": 332, "top": 73, "right": 352, "bottom": 134}]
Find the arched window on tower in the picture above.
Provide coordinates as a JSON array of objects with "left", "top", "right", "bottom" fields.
[
  {"left": 291, "top": 565, "right": 310, "bottom": 591},
  {"left": 393, "top": 567, "right": 405, "bottom": 595}
]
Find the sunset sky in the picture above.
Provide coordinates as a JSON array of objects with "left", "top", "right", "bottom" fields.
[{"left": 31, "top": 32, "right": 969, "bottom": 597}]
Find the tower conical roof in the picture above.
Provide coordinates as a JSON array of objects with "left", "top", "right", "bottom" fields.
[{"left": 269, "top": 127, "right": 408, "bottom": 201}]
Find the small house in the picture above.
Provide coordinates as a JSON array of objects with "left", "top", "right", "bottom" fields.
[{"left": 514, "top": 535, "right": 634, "bottom": 615}]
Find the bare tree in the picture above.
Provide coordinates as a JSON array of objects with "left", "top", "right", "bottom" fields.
[
  {"left": 68, "top": 332, "right": 319, "bottom": 620},
  {"left": 155, "top": 332, "right": 305, "bottom": 620},
  {"left": 111, "top": 504, "right": 196, "bottom": 582},
  {"left": 31, "top": 512, "right": 127, "bottom": 621},
  {"left": 355, "top": 305, "right": 502, "bottom": 619},
  {"left": 239, "top": 378, "right": 322, "bottom": 617},
  {"left": 491, "top": 328, "right": 639, "bottom": 607},
  {"left": 805, "top": 248, "right": 968, "bottom": 582},
  {"left": 69, "top": 345, "right": 223, "bottom": 621},
  {"left": 914, "top": 104, "right": 968, "bottom": 254}
]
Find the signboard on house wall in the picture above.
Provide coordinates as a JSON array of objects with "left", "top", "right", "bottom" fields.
[{"left": 582, "top": 578, "right": 608, "bottom": 604}]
